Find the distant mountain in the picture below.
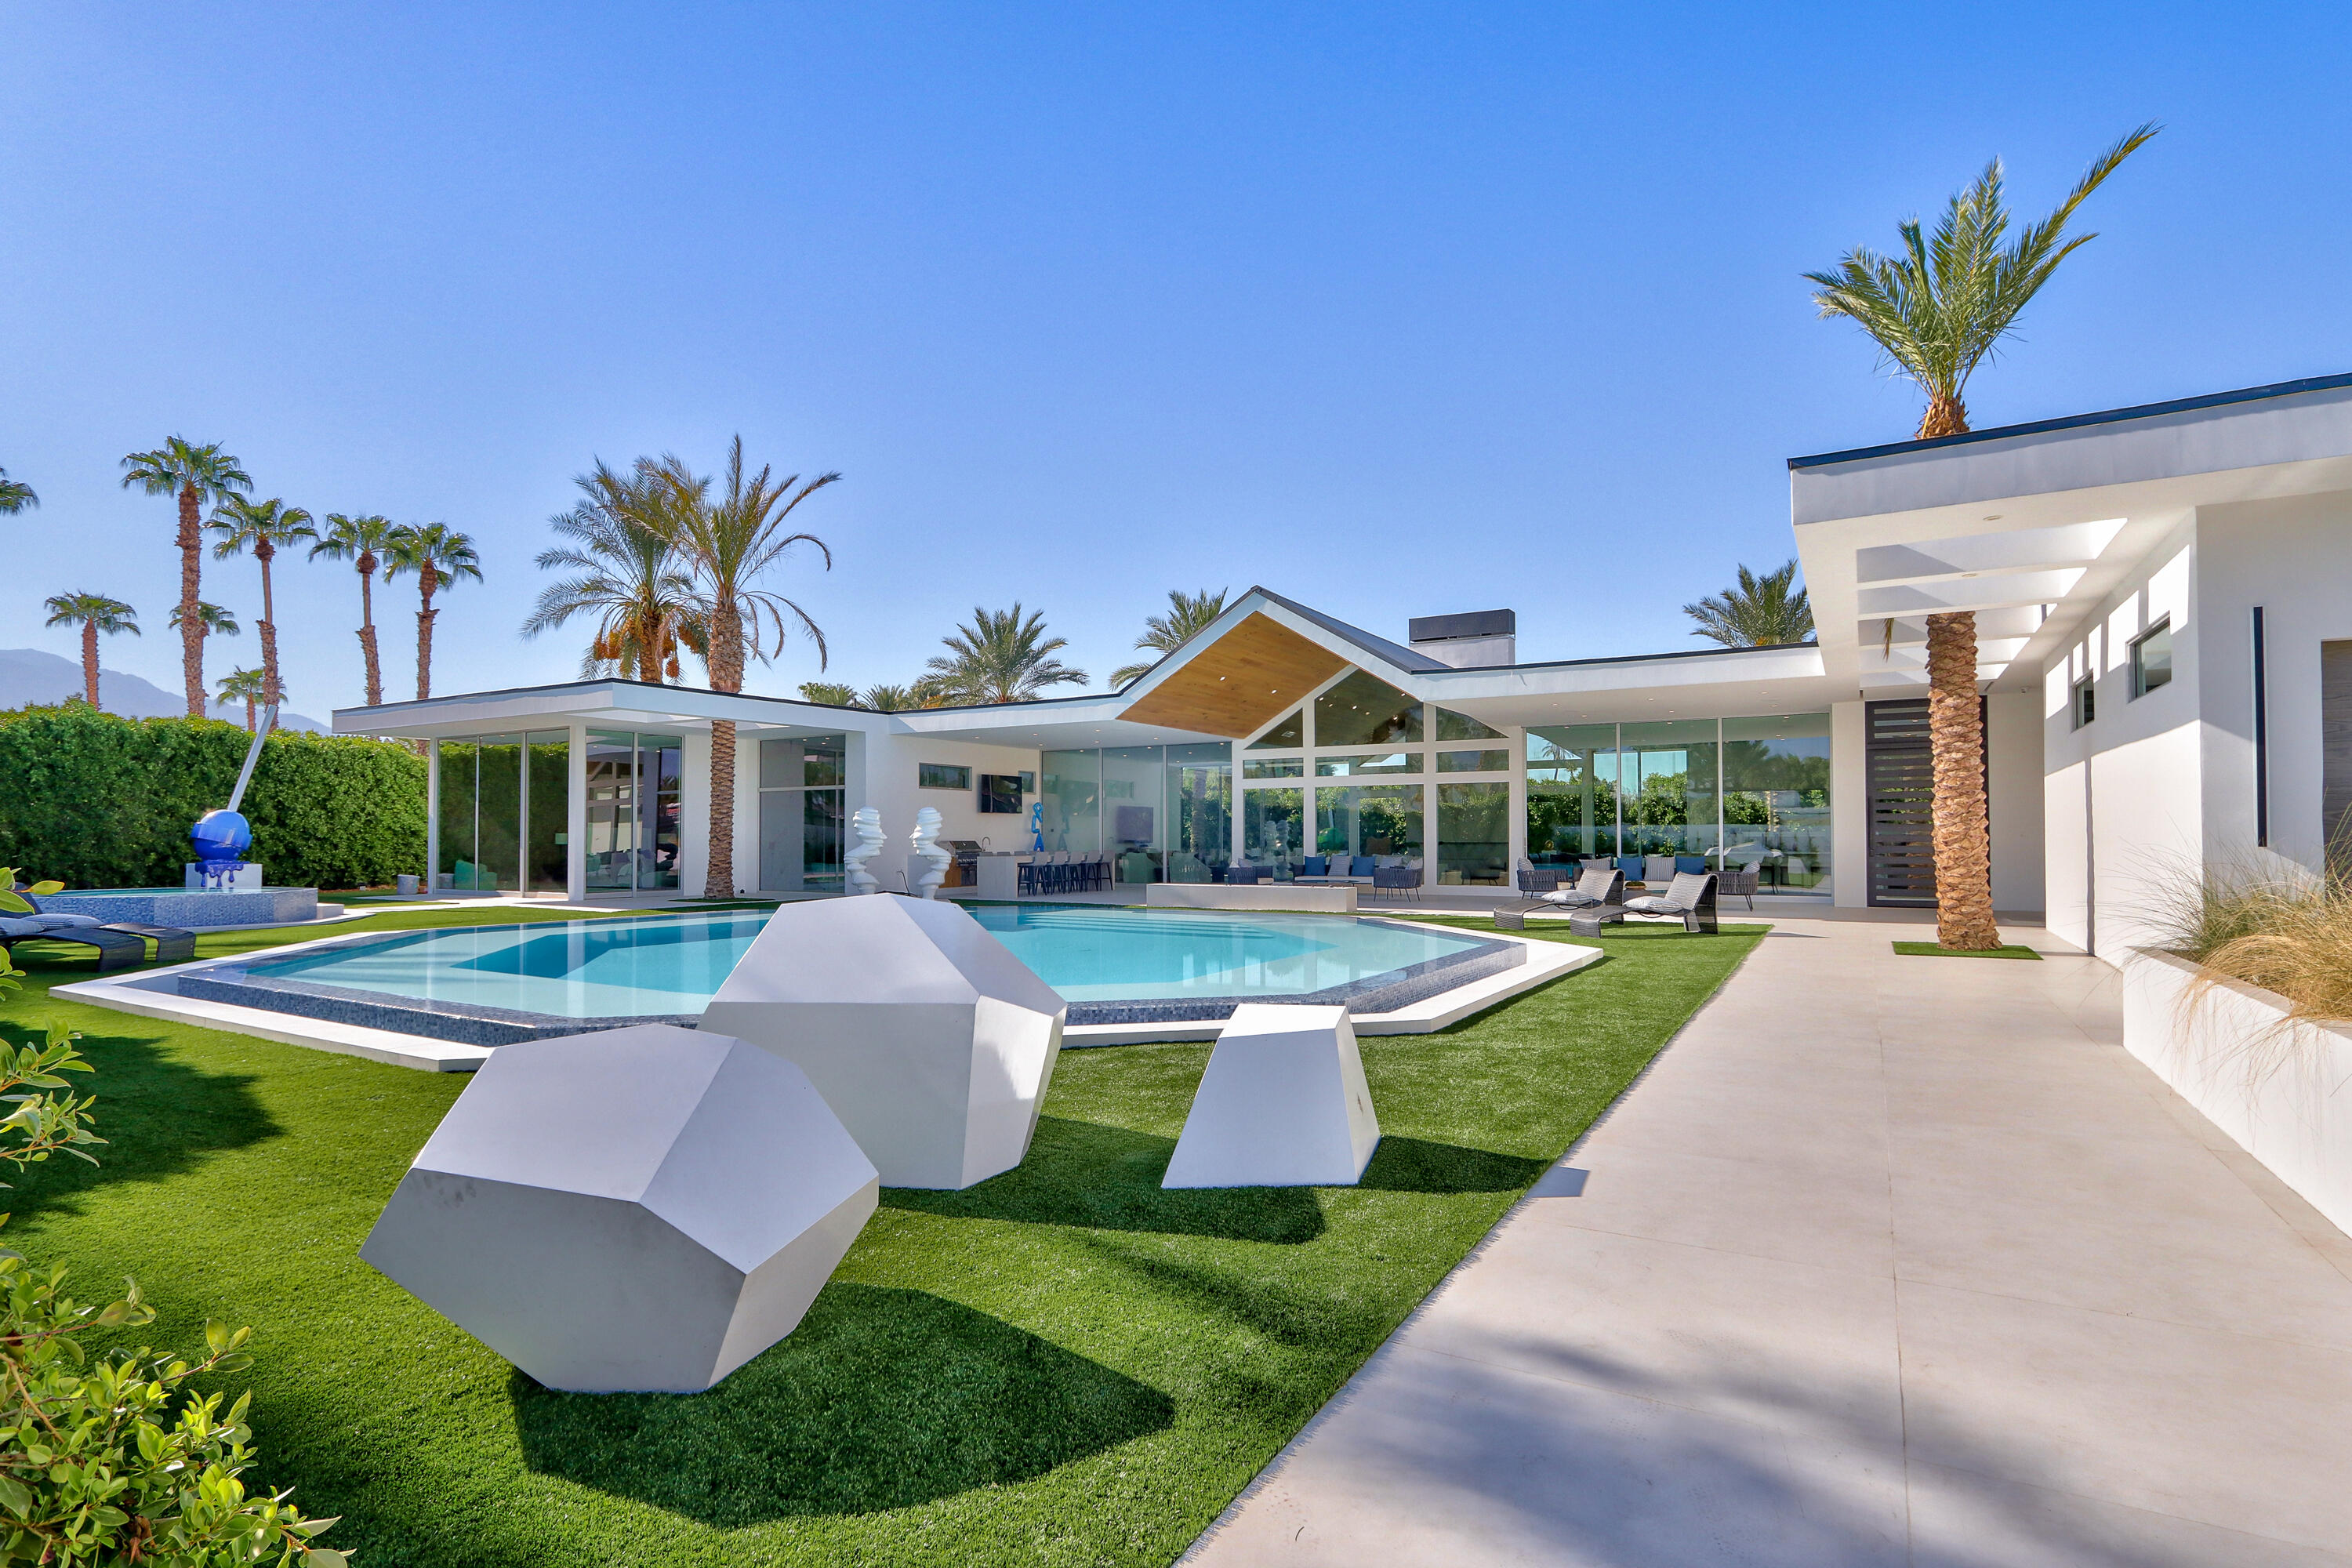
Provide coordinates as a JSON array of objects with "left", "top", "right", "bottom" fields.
[{"left": 0, "top": 649, "right": 328, "bottom": 732}]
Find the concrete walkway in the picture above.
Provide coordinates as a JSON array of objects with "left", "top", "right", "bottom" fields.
[{"left": 1185, "top": 913, "right": 2352, "bottom": 1566}]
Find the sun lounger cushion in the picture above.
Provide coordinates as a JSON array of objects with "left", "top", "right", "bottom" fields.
[
  {"left": 0, "top": 917, "right": 47, "bottom": 938},
  {"left": 30, "top": 914, "right": 103, "bottom": 929},
  {"left": 1626, "top": 871, "right": 1714, "bottom": 914}
]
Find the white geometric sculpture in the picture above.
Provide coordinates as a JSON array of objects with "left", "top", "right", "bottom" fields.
[
  {"left": 1162, "top": 1004, "right": 1381, "bottom": 1188},
  {"left": 910, "top": 806, "right": 951, "bottom": 899},
  {"left": 844, "top": 806, "right": 884, "bottom": 895},
  {"left": 701, "top": 895, "right": 1066, "bottom": 1189},
  {"left": 358, "top": 1023, "right": 878, "bottom": 1393}
]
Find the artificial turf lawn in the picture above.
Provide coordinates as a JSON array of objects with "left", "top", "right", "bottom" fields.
[
  {"left": 1890, "top": 941, "right": 2044, "bottom": 960},
  {"left": 2, "top": 907, "right": 1766, "bottom": 1567}
]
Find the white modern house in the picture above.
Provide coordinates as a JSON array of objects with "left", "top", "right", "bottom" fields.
[{"left": 341, "top": 372, "right": 2352, "bottom": 952}]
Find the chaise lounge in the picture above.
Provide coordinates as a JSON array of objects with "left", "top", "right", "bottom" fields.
[
  {"left": 0, "top": 913, "right": 154, "bottom": 973},
  {"left": 1623, "top": 869, "right": 1720, "bottom": 935},
  {"left": 1495, "top": 862, "right": 1624, "bottom": 929}
]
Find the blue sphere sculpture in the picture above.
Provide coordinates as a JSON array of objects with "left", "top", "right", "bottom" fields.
[{"left": 191, "top": 809, "right": 253, "bottom": 871}]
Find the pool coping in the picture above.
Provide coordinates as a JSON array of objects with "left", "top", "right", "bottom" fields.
[{"left": 53, "top": 913, "right": 1609, "bottom": 1071}]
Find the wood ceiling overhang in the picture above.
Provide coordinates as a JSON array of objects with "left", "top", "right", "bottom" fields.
[{"left": 1116, "top": 612, "right": 1352, "bottom": 738}]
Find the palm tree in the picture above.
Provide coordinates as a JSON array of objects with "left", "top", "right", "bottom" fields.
[
  {"left": 384, "top": 523, "right": 483, "bottom": 700},
  {"left": 797, "top": 681, "right": 860, "bottom": 706},
  {"left": 206, "top": 497, "right": 315, "bottom": 707},
  {"left": 119, "top": 438, "right": 252, "bottom": 717},
  {"left": 1806, "top": 126, "right": 2156, "bottom": 951},
  {"left": 42, "top": 593, "right": 137, "bottom": 708},
  {"left": 522, "top": 463, "right": 704, "bottom": 684},
  {"left": 645, "top": 437, "right": 838, "bottom": 898},
  {"left": 169, "top": 601, "right": 241, "bottom": 641},
  {"left": 924, "top": 604, "right": 1088, "bottom": 704},
  {"left": 859, "top": 683, "right": 931, "bottom": 712},
  {"left": 1683, "top": 561, "right": 1813, "bottom": 647},
  {"left": 214, "top": 666, "right": 271, "bottom": 731},
  {"left": 310, "top": 514, "right": 398, "bottom": 706},
  {"left": 1805, "top": 124, "right": 2157, "bottom": 440},
  {"left": 1111, "top": 587, "right": 1229, "bottom": 687},
  {"left": 0, "top": 467, "right": 36, "bottom": 514}
]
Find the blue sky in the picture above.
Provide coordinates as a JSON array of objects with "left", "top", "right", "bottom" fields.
[{"left": 4, "top": 4, "right": 2347, "bottom": 713}]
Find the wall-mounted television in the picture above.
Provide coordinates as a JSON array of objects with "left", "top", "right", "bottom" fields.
[{"left": 978, "top": 774, "right": 1024, "bottom": 814}]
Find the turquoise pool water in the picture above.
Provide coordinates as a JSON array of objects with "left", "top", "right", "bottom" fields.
[{"left": 240, "top": 906, "right": 1486, "bottom": 1019}]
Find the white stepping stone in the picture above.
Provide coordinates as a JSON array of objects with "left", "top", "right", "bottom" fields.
[
  {"left": 1162, "top": 1004, "right": 1381, "bottom": 1189},
  {"left": 700, "top": 895, "right": 1066, "bottom": 1190},
  {"left": 361, "top": 1022, "right": 878, "bottom": 1393}
]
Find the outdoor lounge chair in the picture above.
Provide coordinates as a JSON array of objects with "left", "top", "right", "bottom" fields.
[
  {"left": 98, "top": 922, "right": 198, "bottom": 962},
  {"left": 1370, "top": 865, "right": 1419, "bottom": 901},
  {"left": 1494, "top": 863, "right": 1621, "bottom": 928},
  {"left": 1623, "top": 870, "right": 1719, "bottom": 935},
  {"left": 0, "top": 913, "right": 149, "bottom": 973}
]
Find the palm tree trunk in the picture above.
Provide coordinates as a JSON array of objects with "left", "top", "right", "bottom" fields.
[
  {"left": 177, "top": 481, "right": 205, "bottom": 717},
  {"left": 256, "top": 545, "right": 281, "bottom": 708},
  {"left": 1926, "top": 612, "right": 2000, "bottom": 949},
  {"left": 245, "top": 695, "right": 256, "bottom": 732},
  {"left": 358, "top": 562, "right": 383, "bottom": 706},
  {"left": 416, "top": 566, "right": 439, "bottom": 700},
  {"left": 81, "top": 622, "right": 100, "bottom": 708},
  {"left": 703, "top": 604, "right": 745, "bottom": 898},
  {"left": 1916, "top": 394, "right": 1970, "bottom": 441}
]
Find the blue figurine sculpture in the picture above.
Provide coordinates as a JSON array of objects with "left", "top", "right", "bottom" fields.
[
  {"left": 191, "top": 809, "right": 253, "bottom": 891},
  {"left": 1028, "top": 801, "right": 1045, "bottom": 852}
]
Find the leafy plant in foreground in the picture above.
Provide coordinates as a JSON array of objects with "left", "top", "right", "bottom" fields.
[{"left": 0, "top": 871, "right": 344, "bottom": 1565}]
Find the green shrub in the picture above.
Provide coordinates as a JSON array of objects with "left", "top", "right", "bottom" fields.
[
  {"left": 0, "top": 874, "right": 343, "bottom": 1564},
  {"left": 0, "top": 706, "right": 423, "bottom": 890}
]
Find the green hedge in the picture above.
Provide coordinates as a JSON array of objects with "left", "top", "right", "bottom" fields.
[{"left": 0, "top": 705, "right": 426, "bottom": 890}]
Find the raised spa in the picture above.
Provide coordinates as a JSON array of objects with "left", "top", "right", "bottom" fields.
[{"left": 166, "top": 906, "right": 1522, "bottom": 1046}]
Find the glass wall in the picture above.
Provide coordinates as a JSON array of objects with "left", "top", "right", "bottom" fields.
[
  {"left": 1722, "top": 713, "right": 1831, "bottom": 891},
  {"left": 1243, "top": 786, "right": 1304, "bottom": 875},
  {"left": 1315, "top": 671, "right": 1423, "bottom": 746},
  {"left": 1102, "top": 746, "right": 1163, "bottom": 883},
  {"left": 1436, "top": 782, "right": 1509, "bottom": 884},
  {"left": 1040, "top": 750, "right": 1102, "bottom": 855},
  {"left": 437, "top": 730, "right": 565, "bottom": 893},
  {"left": 757, "top": 733, "right": 848, "bottom": 892},
  {"left": 1316, "top": 784, "right": 1423, "bottom": 866},
  {"left": 526, "top": 731, "right": 568, "bottom": 893},
  {"left": 1526, "top": 724, "right": 1619, "bottom": 866},
  {"left": 1525, "top": 714, "right": 1831, "bottom": 894},
  {"left": 1621, "top": 719, "right": 1719, "bottom": 860},
  {"left": 586, "top": 728, "right": 682, "bottom": 891},
  {"left": 1166, "top": 743, "right": 1232, "bottom": 883}
]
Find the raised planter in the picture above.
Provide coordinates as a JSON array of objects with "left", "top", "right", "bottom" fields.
[{"left": 2121, "top": 949, "right": 2352, "bottom": 1236}]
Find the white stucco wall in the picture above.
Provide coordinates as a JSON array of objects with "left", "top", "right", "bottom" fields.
[
  {"left": 1987, "top": 691, "right": 2045, "bottom": 915},
  {"left": 1831, "top": 701, "right": 1867, "bottom": 907},
  {"left": 2038, "top": 525, "right": 2204, "bottom": 958}
]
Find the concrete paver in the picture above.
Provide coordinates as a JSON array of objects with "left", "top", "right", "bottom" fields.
[{"left": 1185, "top": 913, "right": 2352, "bottom": 1566}]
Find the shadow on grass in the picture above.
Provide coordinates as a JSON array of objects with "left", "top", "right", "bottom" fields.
[
  {"left": 510, "top": 1283, "right": 1174, "bottom": 1523},
  {"left": 0, "top": 1016, "right": 279, "bottom": 1209},
  {"left": 1355, "top": 1136, "right": 1550, "bottom": 1194},
  {"left": 880, "top": 1115, "right": 1325, "bottom": 1243}
]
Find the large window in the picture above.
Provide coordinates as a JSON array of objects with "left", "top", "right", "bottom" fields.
[
  {"left": 1526, "top": 713, "right": 1831, "bottom": 895},
  {"left": 1316, "top": 784, "right": 1423, "bottom": 866},
  {"left": 1243, "top": 787, "right": 1304, "bottom": 875},
  {"left": 1722, "top": 713, "right": 1830, "bottom": 892},
  {"left": 1315, "top": 672, "right": 1423, "bottom": 746},
  {"left": 1040, "top": 750, "right": 1102, "bottom": 855},
  {"left": 757, "top": 734, "right": 847, "bottom": 892},
  {"left": 437, "top": 730, "right": 566, "bottom": 894},
  {"left": 1526, "top": 724, "right": 1619, "bottom": 866},
  {"left": 1247, "top": 709, "right": 1304, "bottom": 750},
  {"left": 1437, "top": 782, "right": 1509, "bottom": 885},
  {"left": 586, "top": 729, "right": 682, "bottom": 891},
  {"left": 1166, "top": 743, "right": 1232, "bottom": 883},
  {"left": 1621, "top": 720, "right": 1719, "bottom": 860}
]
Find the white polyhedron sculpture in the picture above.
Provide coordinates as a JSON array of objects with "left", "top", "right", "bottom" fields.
[
  {"left": 701, "top": 895, "right": 1066, "bottom": 1190},
  {"left": 359, "top": 1023, "right": 878, "bottom": 1393},
  {"left": 1162, "top": 1004, "right": 1381, "bottom": 1188}
]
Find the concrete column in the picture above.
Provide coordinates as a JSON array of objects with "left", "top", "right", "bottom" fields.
[
  {"left": 566, "top": 722, "right": 589, "bottom": 903},
  {"left": 425, "top": 738, "right": 441, "bottom": 891},
  {"left": 1831, "top": 700, "right": 1867, "bottom": 907}
]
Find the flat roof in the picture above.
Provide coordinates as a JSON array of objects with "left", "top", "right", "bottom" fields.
[{"left": 1787, "top": 371, "right": 2352, "bottom": 470}]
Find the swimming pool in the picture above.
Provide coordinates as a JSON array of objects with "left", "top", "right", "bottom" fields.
[{"left": 167, "top": 905, "right": 1519, "bottom": 1044}]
